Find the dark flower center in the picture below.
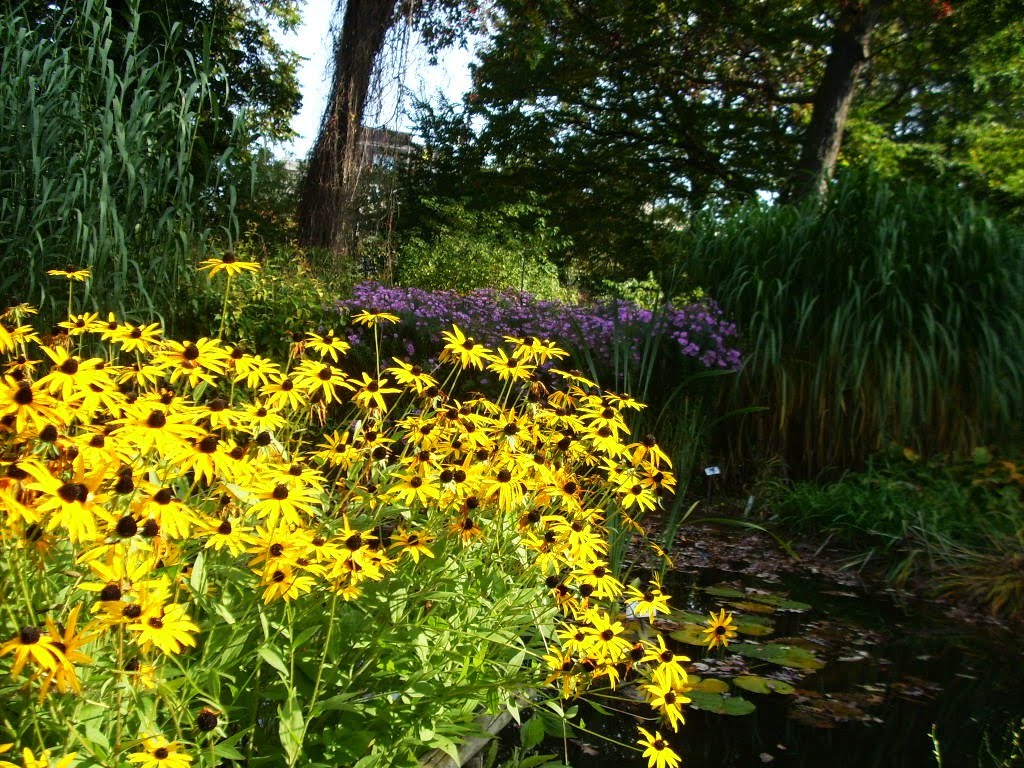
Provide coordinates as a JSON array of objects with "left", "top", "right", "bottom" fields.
[
  {"left": 148, "top": 616, "right": 163, "bottom": 629},
  {"left": 272, "top": 570, "right": 286, "bottom": 583},
  {"left": 146, "top": 411, "right": 167, "bottom": 428},
  {"left": 89, "top": 434, "right": 105, "bottom": 448},
  {"left": 153, "top": 747, "right": 169, "bottom": 759},
  {"left": 183, "top": 344, "right": 200, "bottom": 361},
  {"left": 269, "top": 543, "right": 284, "bottom": 557},
  {"left": 59, "top": 358, "right": 79, "bottom": 375},
  {"left": 154, "top": 488, "right": 174, "bottom": 505},
  {"left": 19, "top": 626, "right": 41, "bottom": 644},
  {"left": 141, "top": 519, "right": 159, "bottom": 537},
  {"left": 199, "top": 435, "right": 218, "bottom": 453},
  {"left": 600, "top": 629, "right": 614, "bottom": 641},
  {"left": 497, "top": 469, "right": 512, "bottom": 483},
  {"left": 116, "top": 515, "right": 138, "bottom": 537},
  {"left": 217, "top": 520, "right": 232, "bottom": 535},
  {"left": 58, "top": 482, "right": 88, "bottom": 503},
  {"left": 100, "top": 583, "right": 122, "bottom": 601},
  {"left": 272, "top": 484, "right": 288, "bottom": 500},
  {"left": 345, "top": 533, "right": 362, "bottom": 550},
  {"left": 222, "top": 252, "right": 237, "bottom": 264},
  {"left": 123, "top": 604, "right": 142, "bottom": 619}
]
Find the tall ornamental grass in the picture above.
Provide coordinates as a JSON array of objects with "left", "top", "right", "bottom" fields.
[
  {"left": 0, "top": 0, "right": 242, "bottom": 325},
  {"left": 681, "top": 172, "right": 1024, "bottom": 476}
]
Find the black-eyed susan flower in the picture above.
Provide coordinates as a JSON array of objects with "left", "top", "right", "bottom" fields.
[
  {"left": 643, "top": 678, "right": 691, "bottom": 732},
  {"left": 581, "top": 609, "right": 632, "bottom": 662},
  {"left": 57, "top": 311, "right": 102, "bottom": 336},
  {"left": 0, "top": 746, "right": 77, "bottom": 768},
  {"left": 111, "top": 322, "right": 163, "bottom": 354},
  {"left": 0, "top": 378, "right": 65, "bottom": 434},
  {"left": 385, "top": 359, "right": 437, "bottom": 394},
  {"left": 128, "top": 602, "right": 199, "bottom": 655},
  {"left": 127, "top": 735, "right": 193, "bottom": 768},
  {"left": 350, "top": 372, "right": 401, "bottom": 412},
  {"left": 198, "top": 252, "right": 260, "bottom": 277},
  {"left": 440, "top": 324, "right": 492, "bottom": 370},
  {"left": 487, "top": 348, "right": 535, "bottom": 382},
  {"left": 389, "top": 528, "right": 434, "bottom": 563},
  {"left": 304, "top": 329, "right": 351, "bottom": 362},
  {"left": 351, "top": 309, "right": 400, "bottom": 327},
  {"left": 292, "top": 359, "right": 352, "bottom": 405},
  {"left": 624, "top": 577, "right": 672, "bottom": 620},
  {"left": 260, "top": 564, "right": 316, "bottom": 604},
  {"left": 157, "top": 338, "right": 229, "bottom": 388},
  {"left": 46, "top": 267, "right": 92, "bottom": 282},
  {"left": 38, "top": 604, "right": 93, "bottom": 697},
  {"left": 703, "top": 608, "right": 738, "bottom": 649},
  {"left": 247, "top": 479, "right": 321, "bottom": 529},
  {"left": 20, "top": 459, "right": 100, "bottom": 543},
  {"left": 636, "top": 727, "right": 681, "bottom": 768},
  {"left": 35, "top": 346, "right": 107, "bottom": 402},
  {"left": 0, "top": 625, "right": 63, "bottom": 679},
  {"left": 571, "top": 560, "right": 623, "bottom": 600},
  {"left": 260, "top": 374, "right": 307, "bottom": 411}
]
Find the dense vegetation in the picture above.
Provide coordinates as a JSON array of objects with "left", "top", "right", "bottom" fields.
[{"left": 2, "top": 0, "right": 1024, "bottom": 766}]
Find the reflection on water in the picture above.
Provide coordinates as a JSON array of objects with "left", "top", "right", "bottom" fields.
[{"left": 503, "top": 533, "right": 1024, "bottom": 768}]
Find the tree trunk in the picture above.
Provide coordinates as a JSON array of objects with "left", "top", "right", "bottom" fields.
[
  {"left": 297, "top": 0, "right": 396, "bottom": 257},
  {"left": 784, "top": 0, "right": 888, "bottom": 203}
]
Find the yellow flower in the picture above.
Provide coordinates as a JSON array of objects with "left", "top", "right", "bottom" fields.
[
  {"left": 703, "top": 608, "right": 738, "bottom": 649},
  {"left": 0, "top": 746, "right": 77, "bottom": 768},
  {"left": 111, "top": 322, "right": 163, "bottom": 354},
  {"left": 198, "top": 252, "right": 260, "bottom": 277},
  {"left": 47, "top": 267, "right": 91, "bottom": 281},
  {"left": 351, "top": 309, "right": 400, "bottom": 326},
  {"left": 637, "top": 727, "right": 681, "bottom": 768},
  {"left": 350, "top": 372, "right": 401, "bottom": 412},
  {"left": 304, "top": 330, "right": 351, "bottom": 362},
  {"left": 128, "top": 735, "right": 193, "bottom": 768},
  {"left": 643, "top": 678, "right": 691, "bottom": 732},
  {"left": 128, "top": 602, "right": 199, "bottom": 655},
  {"left": 385, "top": 358, "right": 438, "bottom": 394},
  {"left": 0, "top": 625, "right": 63, "bottom": 678},
  {"left": 389, "top": 528, "right": 435, "bottom": 563},
  {"left": 440, "top": 324, "right": 492, "bottom": 370}
]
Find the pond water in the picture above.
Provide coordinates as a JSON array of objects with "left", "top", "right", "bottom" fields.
[{"left": 503, "top": 524, "right": 1024, "bottom": 768}]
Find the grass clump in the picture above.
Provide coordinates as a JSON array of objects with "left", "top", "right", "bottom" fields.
[{"left": 680, "top": 170, "right": 1024, "bottom": 477}]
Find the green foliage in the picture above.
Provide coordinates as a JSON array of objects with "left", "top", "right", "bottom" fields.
[
  {"left": 394, "top": 197, "right": 573, "bottom": 300},
  {"left": 763, "top": 447, "right": 1024, "bottom": 611},
  {"left": 0, "top": 0, "right": 244, "bottom": 323},
  {"left": 681, "top": 171, "right": 1024, "bottom": 476}
]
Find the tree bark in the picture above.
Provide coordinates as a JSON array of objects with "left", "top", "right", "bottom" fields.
[
  {"left": 784, "top": 0, "right": 888, "bottom": 203},
  {"left": 297, "top": 0, "right": 396, "bottom": 257}
]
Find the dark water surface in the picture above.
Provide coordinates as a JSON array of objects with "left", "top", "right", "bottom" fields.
[{"left": 503, "top": 526, "right": 1024, "bottom": 768}]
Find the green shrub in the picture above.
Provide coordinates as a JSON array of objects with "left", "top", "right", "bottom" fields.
[
  {"left": 394, "top": 198, "right": 573, "bottom": 301},
  {"left": 680, "top": 171, "right": 1024, "bottom": 476}
]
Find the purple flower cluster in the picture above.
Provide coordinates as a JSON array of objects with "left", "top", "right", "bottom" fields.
[{"left": 334, "top": 283, "right": 741, "bottom": 380}]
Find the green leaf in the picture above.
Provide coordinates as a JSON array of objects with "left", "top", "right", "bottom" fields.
[
  {"left": 734, "top": 615, "right": 775, "bottom": 637},
  {"left": 703, "top": 586, "right": 746, "bottom": 599},
  {"left": 686, "top": 690, "right": 756, "bottom": 715},
  {"left": 278, "top": 694, "right": 304, "bottom": 766},
  {"left": 189, "top": 551, "right": 207, "bottom": 595},
  {"left": 521, "top": 713, "right": 546, "bottom": 751},
  {"left": 213, "top": 732, "right": 248, "bottom": 760},
  {"left": 669, "top": 624, "right": 710, "bottom": 646},
  {"left": 691, "top": 677, "right": 730, "bottom": 694},
  {"left": 258, "top": 644, "right": 290, "bottom": 678},
  {"left": 730, "top": 642, "right": 825, "bottom": 670},
  {"left": 733, "top": 675, "right": 796, "bottom": 695}
]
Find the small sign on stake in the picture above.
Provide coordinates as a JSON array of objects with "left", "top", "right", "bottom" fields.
[{"left": 703, "top": 465, "right": 721, "bottom": 511}]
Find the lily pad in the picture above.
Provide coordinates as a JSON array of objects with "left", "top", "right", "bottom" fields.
[
  {"left": 746, "top": 593, "right": 812, "bottom": 612},
  {"left": 671, "top": 610, "right": 712, "bottom": 626},
  {"left": 734, "top": 615, "right": 775, "bottom": 637},
  {"left": 728, "top": 600, "right": 777, "bottom": 615},
  {"left": 691, "top": 677, "right": 730, "bottom": 694},
  {"left": 687, "top": 689, "right": 756, "bottom": 716},
  {"left": 703, "top": 585, "right": 746, "bottom": 599},
  {"left": 733, "top": 675, "right": 796, "bottom": 695},
  {"left": 669, "top": 624, "right": 710, "bottom": 646},
  {"left": 730, "top": 642, "right": 825, "bottom": 671}
]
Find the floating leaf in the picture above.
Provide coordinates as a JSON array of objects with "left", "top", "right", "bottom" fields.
[
  {"left": 671, "top": 610, "right": 711, "bottom": 625},
  {"left": 692, "top": 677, "right": 730, "bottom": 694},
  {"left": 734, "top": 615, "right": 775, "bottom": 637},
  {"left": 687, "top": 690, "right": 756, "bottom": 715},
  {"left": 733, "top": 675, "right": 796, "bottom": 695},
  {"left": 704, "top": 586, "right": 746, "bottom": 599},
  {"left": 669, "top": 624, "right": 709, "bottom": 646},
  {"left": 730, "top": 642, "right": 824, "bottom": 670},
  {"left": 728, "top": 600, "right": 777, "bottom": 615},
  {"left": 746, "top": 594, "right": 812, "bottom": 612}
]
